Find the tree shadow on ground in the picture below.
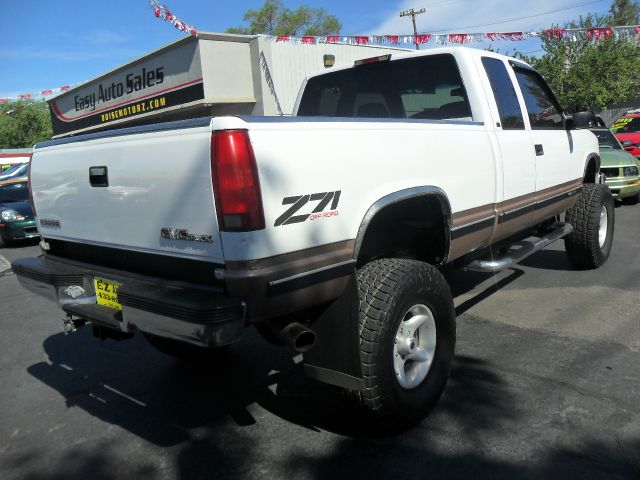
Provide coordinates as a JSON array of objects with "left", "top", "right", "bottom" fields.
[
  {"left": 20, "top": 259, "right": 638, "bottom": 479},
  {"left": 27, "top": 328, "right": 517, "bottom": 443},
  {"left": 8, "top": 441, "right": 161, "bottom": 480},
  {"left": 280, "top": 435, "right": 640, "bottom": 480},
  {"left": 19, "top": 324, "right": 527, "bottom": 479}
]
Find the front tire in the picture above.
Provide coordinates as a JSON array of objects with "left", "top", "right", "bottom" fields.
[
  {"left": 355, "top": 258, "right": 456, "bottom": 425},
  {"left": 564, "top": 183, "right": 614, "bottom": 269}
]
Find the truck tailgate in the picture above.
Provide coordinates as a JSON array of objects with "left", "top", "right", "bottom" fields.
[{"left": 31, "top": 122, "right": 224, "bottom": 263}]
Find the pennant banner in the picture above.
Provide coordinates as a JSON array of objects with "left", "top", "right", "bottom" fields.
[
  {"left": 149, "top": 0, "right": 197, "bottom": 36},
  {"left": 6, "top": 21, "right": 640, "bottom": 105},
  {"left": 268, "top": 25, "right": 640, "bottom": 46},
  {"left": 0, "top": 85, "right": 77, "bottom": 105}
]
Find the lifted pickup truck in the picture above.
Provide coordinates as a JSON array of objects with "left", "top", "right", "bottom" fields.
[{"left": 13, "top": 47, "right": 613, "bottom": 425}]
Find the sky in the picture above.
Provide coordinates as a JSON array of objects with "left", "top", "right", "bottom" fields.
[{"left": 0, "top": 0, "right": 616, "bottom": 99}]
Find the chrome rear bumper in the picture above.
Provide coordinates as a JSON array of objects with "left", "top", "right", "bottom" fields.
[{"left": 12, "top": 255, "right": 245, "bottom": 347}]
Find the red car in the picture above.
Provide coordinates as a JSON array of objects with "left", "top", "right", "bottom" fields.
[{"left": 611, "top": 113, "right": 640, "bottom": 157}]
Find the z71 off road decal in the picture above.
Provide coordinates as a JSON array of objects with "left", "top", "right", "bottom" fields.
[{"left": 274, "top": 190, "right": 341, "bottom": 227}]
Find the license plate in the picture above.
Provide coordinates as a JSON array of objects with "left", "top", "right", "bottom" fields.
[{"left": 94, "top": 276, "right": 121, "bottom": 310}]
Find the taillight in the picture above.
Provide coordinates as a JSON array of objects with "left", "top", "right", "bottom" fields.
[
  {"left": 211, "top": 130, "right": 265, "bottom": 231},
  {"left": 27, "top": 156, "right": 36, "bottom": 217}
]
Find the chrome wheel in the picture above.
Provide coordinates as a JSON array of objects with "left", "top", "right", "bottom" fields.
[
  {"left": 393, "top": 303, "right": 437, "bottom": 390},
  {"left": 599, "top": 205, "right": 608, "bottom": 248}
]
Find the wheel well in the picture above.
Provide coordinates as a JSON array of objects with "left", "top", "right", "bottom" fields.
[
  {"left": 356, "top": 195, "right": 449, "bottom": 267},
  {"left": 584, "top": 155, "right": 599, "bottom": 183}
]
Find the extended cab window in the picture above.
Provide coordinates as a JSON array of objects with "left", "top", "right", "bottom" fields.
[
  {"left": 514, "top": 69, "right": 564, "bottom": 130},
  {"left": 481, "top": 57, "right": 524, "bottom": 129},
  {"left": 298, "top": 54, "right": 472, "bottom": 121}
]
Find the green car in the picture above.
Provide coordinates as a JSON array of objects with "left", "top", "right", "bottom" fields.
[
  {"left": 0, "top": 179, "right": 38, "bottom": 246},
  {"left": 591, "top": 128, "right": 640, "bottom": 204}
]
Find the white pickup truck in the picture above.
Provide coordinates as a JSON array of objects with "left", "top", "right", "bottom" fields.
[{"left": 13, "top": 47, "right": 613, "bottom": 425}]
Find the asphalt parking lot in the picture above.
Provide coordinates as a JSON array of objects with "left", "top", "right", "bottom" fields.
[{"left": 1, "top": 205, "right": 639, "bottom": 480}]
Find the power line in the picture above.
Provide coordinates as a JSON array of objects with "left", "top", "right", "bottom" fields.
[{"left": 430, "top": 0, "right": 609, "bottom": 33}]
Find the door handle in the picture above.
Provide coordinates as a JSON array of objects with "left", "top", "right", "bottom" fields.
[
  {"left": 89, "top": 166, "right": 109, "bottom": 187},
  {"left": 535, "top": 144, "right": 544, "bottom": 156}
]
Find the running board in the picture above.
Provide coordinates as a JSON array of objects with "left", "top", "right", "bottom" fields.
[{"left": 466, "top": 222, "right": 573, "bottom": 272}]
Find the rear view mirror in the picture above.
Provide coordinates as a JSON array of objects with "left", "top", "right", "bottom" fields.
[{"left": 572, "top": 111, "right": 597, "bottom": 128}]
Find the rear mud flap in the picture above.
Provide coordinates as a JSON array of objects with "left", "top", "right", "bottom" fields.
[{"left": 303, "top": 272, "right": 365, "bottom": 391}]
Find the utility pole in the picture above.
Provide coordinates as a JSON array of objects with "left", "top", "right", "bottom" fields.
[{"left": 400, "top": 7, "right": 426, "bottom": 50}]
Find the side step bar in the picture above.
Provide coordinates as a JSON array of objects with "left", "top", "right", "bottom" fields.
[{"left": 466, "top": 222, "right": 573, "bottom": 272}]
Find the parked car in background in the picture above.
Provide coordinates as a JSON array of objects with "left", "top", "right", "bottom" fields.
[
  {"left": 0, "top": 152, "right": 31, "bottom": 172},
  {"left": 0, "top": 163, "right": 29, "bottom": 182},
  {"left": 591, "top": 128, "right": 640, "bottom": 204},
  {"left": 611, "top": 112, "right": 640, "bottom": 157},
  {"left": 0, "top": 179, "right": 38, "bottom": 246}
]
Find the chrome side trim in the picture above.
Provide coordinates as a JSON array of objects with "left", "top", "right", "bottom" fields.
[
  {"left": 267, "top": 259, "right": 356, "bottom": 296},
  {"left": 353, "top": 186, "right": 452, "bottom": 263},
  {"left": 535, "top": 186, "right": 582, "bottom": 210},
  {"left": 450, "top": 214, "right": 496, "bottom": 232},
  {"left": 269, "top": 259, "right": 355, "bottom": 287}
]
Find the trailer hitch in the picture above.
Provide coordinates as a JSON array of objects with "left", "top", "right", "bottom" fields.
[{"left": 62, "top": 314, "right": 86, "bottom": 335}]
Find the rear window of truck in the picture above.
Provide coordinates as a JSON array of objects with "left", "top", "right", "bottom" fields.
[{"left": 297, "top": 54, "right": 472, "bottom": 121}]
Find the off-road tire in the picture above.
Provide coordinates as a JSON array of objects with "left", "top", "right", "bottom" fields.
[
  {"left": 564, "top": 183, "right": 614, "bottom": 269},
  {"left": 354, "top": 258, "right": 455, "bottom": 425},
  {"left": 143, "top": 333, "right": 228, "bottom": 362}
]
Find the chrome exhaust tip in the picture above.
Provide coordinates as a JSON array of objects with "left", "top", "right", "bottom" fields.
[{"left": 279, "top": 322, "right": 316, "bottom": 353}]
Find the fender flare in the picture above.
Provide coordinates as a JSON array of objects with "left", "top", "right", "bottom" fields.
[
  {"left": 353, "top": 186, "right": 453, "bottom": 265},
  {"left": 583, "top": 153, "right": 601, "bottom": 183}
]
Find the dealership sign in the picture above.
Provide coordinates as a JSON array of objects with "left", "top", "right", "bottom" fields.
[{"left": 49, "top": 40, "right": 204, "bottom": 136}]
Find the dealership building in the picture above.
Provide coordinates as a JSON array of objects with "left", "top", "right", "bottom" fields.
[{"left": 47, "top": 33, "right": 409, "bottom": 138}]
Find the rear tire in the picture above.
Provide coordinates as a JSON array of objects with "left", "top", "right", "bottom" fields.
[
  {"left": 354, "top": 258, "right": 456, "bottom": 426},
  {"left": 564, "top": 183, "right": 614, "bottom": 269}
]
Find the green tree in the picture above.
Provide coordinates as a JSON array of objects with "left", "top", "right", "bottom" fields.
[
  {"left": 517, "top": 13, "right": 640, "bottom": 112},
  {"left": 226, "top": 0, "right": 341, "bottom": 36},
  {"left": 0, "top": 100, "right": 52, "bottom": 148},
  {"left": 609, "top": 0, "right": 640, "bottom": 25}
]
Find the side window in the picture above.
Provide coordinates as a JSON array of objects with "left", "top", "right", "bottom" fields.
[
  {"left": 481, "top": 57, "right": 524, "bottom": 130},
  {"left": 514, "top": 69, "right": 564, "bottom": 130}
]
